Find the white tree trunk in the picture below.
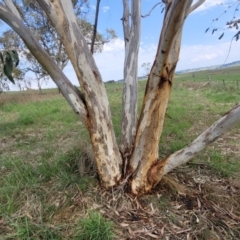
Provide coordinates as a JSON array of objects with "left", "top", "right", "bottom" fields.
[
  {"left": 36, "top": 0, "right": 122, "bottom": 188},
  {"left": 120, "top": 0, "right": 141, "bottom": 173}
]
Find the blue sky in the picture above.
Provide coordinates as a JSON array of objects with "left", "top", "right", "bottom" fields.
[
  {"left": 2, "top": 0, "right": 240, "bottom": 89},
  {"left": 83, "top": 0, "right": 240, "bottom": 82}
]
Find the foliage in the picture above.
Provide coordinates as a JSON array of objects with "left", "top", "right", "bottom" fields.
[
  {"left": 0, "top": 50, "right": 19, "bottom": 84},
  {"left": 206, "top": 0, "right": 240, "bottom": 41},
  {"left": 0, "top": 30, "right": 24, "bottom": 91},
  {"left": 9, "top": 217, "right": 62, "bottom": 240},
  {"left": 78, "top": 19, "right": 116, "bottom": 53},
  {"left": 141, "top": 62, "right": 151, "bottom": 76}
]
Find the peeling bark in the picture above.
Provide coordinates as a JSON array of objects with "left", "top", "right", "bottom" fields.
[
  {"left": 36, "top": 0, "right": 122, "bottom": 188},
  {"left": 129, "top": 0, "right": 193, "bottom": 195},
  {"left": 4, "top": 0, "right": 239, "bottom": 197}
]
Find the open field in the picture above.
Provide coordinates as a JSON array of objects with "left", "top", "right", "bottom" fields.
[
  {"left": 176, "top": 65, "right": 240, "bottom": 82},
  {"left": 175, "top": 66, "right": 240, "bottom": 91},
  {"left": 0, "top": 73, "right": 240, "bottom": 239}
]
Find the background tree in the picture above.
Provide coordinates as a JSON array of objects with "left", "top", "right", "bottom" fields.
[
  {"left": 0, "top": 0, "right": 239, "bottom": 196},
  {"left": 0, "top": 48, "right": 20, "bottom": 92},
  {"left": 141, "top": 62, "right": 151, "bottom": 77},
  {"left": 0, "top": 30, "right": 25, "bottom": 91},
  {"left": 0, "top": 0, "right": 116, "bottom": 92},
  {"left": 206, "top": 0, "right": 240, "bottom": 62}
]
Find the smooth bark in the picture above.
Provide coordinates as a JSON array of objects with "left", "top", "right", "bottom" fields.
[
  {"left": 120, "top": 0, "right": 141, "bottom": 167},
  {"left": 149, "top": 103, "right": 240, "bottom": 188}
]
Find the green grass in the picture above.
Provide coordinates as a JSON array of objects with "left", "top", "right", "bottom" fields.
[
  {"left": 176, "top": 65, "right": 240, "bottom": 83},
  {"left": 74, "top": 211, "right": 115, "bottom": 240},
  {"left": 8, "top": 216, "right": 62, "bottom": 240},
  {"left": 208, "top": 150, "right": 240, "bottom": 177},
  {"left": 158, "top": 195, "right": 172, "bottom": 211},
  {"left": 0, "top": 71, "right": 239, "bottom": 239},
  {"left": 203, "top": 89, "right": 239, "bottom": 104}
]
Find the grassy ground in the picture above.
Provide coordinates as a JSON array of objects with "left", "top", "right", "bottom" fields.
[
  {"left": 175, "top": 65, "right": 240, "bottom": 92},
  {"left": 0, "top": 72, "right": 240, "bottom": 239}
]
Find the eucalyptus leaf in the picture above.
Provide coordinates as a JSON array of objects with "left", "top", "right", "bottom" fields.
[
  {"left": 218, "top": 32, "right": 224, "bottom": 40},
  {"left": 0, "top": 52, "right": 3, "bottom": 64},
  {"left": 9, "top": 50, "right": 19, "bottom": 66},
  {"left": 235, "top": 31, "right": 240, "bottom": 41},
  {"left": 3, "top": 52, "right": 15, "bottom": 84}
]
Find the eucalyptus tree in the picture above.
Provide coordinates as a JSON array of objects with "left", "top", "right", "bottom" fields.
[{"left": 0, "top": 0, "right": 239, "bottom": 196}]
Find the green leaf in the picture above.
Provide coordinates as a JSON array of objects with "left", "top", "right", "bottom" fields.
[
  {"left": 3, "top": 52, "right": 15, "bottom": 84},
  {"left": 12, "top": 50, "right": 19, "bottom": 66},
  {"left": 212, "top": 28, "right": 217, "bottom": 34},
  {"left": 205, "top": 27, "right": 210, "bottom": 33},
  {"left": 9, "top": 50, "right": 19, "bottom": 67},
  {"left": 218, "top": 32, "right": 224, "bottom": 40},
  {"left": 234, "top": 31, "right": 240, "bottom": 41},
  {"left": 0, "top": 52, "right": 3, "bottom": 64}
]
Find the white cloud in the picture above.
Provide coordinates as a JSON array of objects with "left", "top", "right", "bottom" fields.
[
  {"left": 94, "top": 37, "right": 240, "bottom": 80},
  {"left": 102, "top": 38, "right": 124, "bottom": 52},
  {"left": 94, "top": 39, "right": 125, "bottom": 81},
  {"left": 178, "top": 40, "right": 240, "bottom": 70},
  {"left": 193, "top": 0, "right": 228, "bottom": 12},
  {"left": 94, "top": 39, "right": 158, "bottom": 80},
  {"left": 102, "top": 6, "right": 110, "bottom": 13},
  {"left": 22, "top": 37, "right": 240, "bottom": 90}
]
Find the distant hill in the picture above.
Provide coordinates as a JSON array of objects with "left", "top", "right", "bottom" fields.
[
  {"left": 176, "top": 60, "right": 240, "bottom": 74},
  {"left": 115, "top": 76, "right": 146, "bottom": 83},
  {"left": 114, "top": 60, "right": 240, "bottom": 82}
]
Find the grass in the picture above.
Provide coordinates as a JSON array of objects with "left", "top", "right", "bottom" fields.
[
  {"left": 74, "top": 211, "right": 115, "bottom": 240},
  {"left": 208, "top": 150, "right": 240, "bottom": 177},
  {"left": 0, "top": 68, "right": 240, "bottom": 239},
  {"left": 8, "top": 216, "right": 62, "bottom": 240},
  {"left": 158, "top": 195, "right": 172, "bottom": 211},
  {"left": 176, "top": 65, "right": 240, "bottom": 83}
]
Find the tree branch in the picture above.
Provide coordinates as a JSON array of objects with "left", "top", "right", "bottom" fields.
[
  {"left": 4, "top": 0, "right": 21, "bottom": 19},
  {"left": 120, "top": 0, "right": 141, "bottom": 159},
  {"left": 188, "top": 0, "right": 205, "bottom": 15},
  {"left": 91, "top": 0, "right": 100, "bottom": 54},
  {"left": 141, "top": 2, "right": 163, "bottom": 18},
  {"left": 150, "top": 103, "right": 240, "bottom": 187},
  {"left": 122, "top": 0, "right": 130, "bottom": 43}
]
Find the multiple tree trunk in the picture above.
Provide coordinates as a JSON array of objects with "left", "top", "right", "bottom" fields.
[{"left": 0, "top": 0, "right": 239, "bottom": 195}]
